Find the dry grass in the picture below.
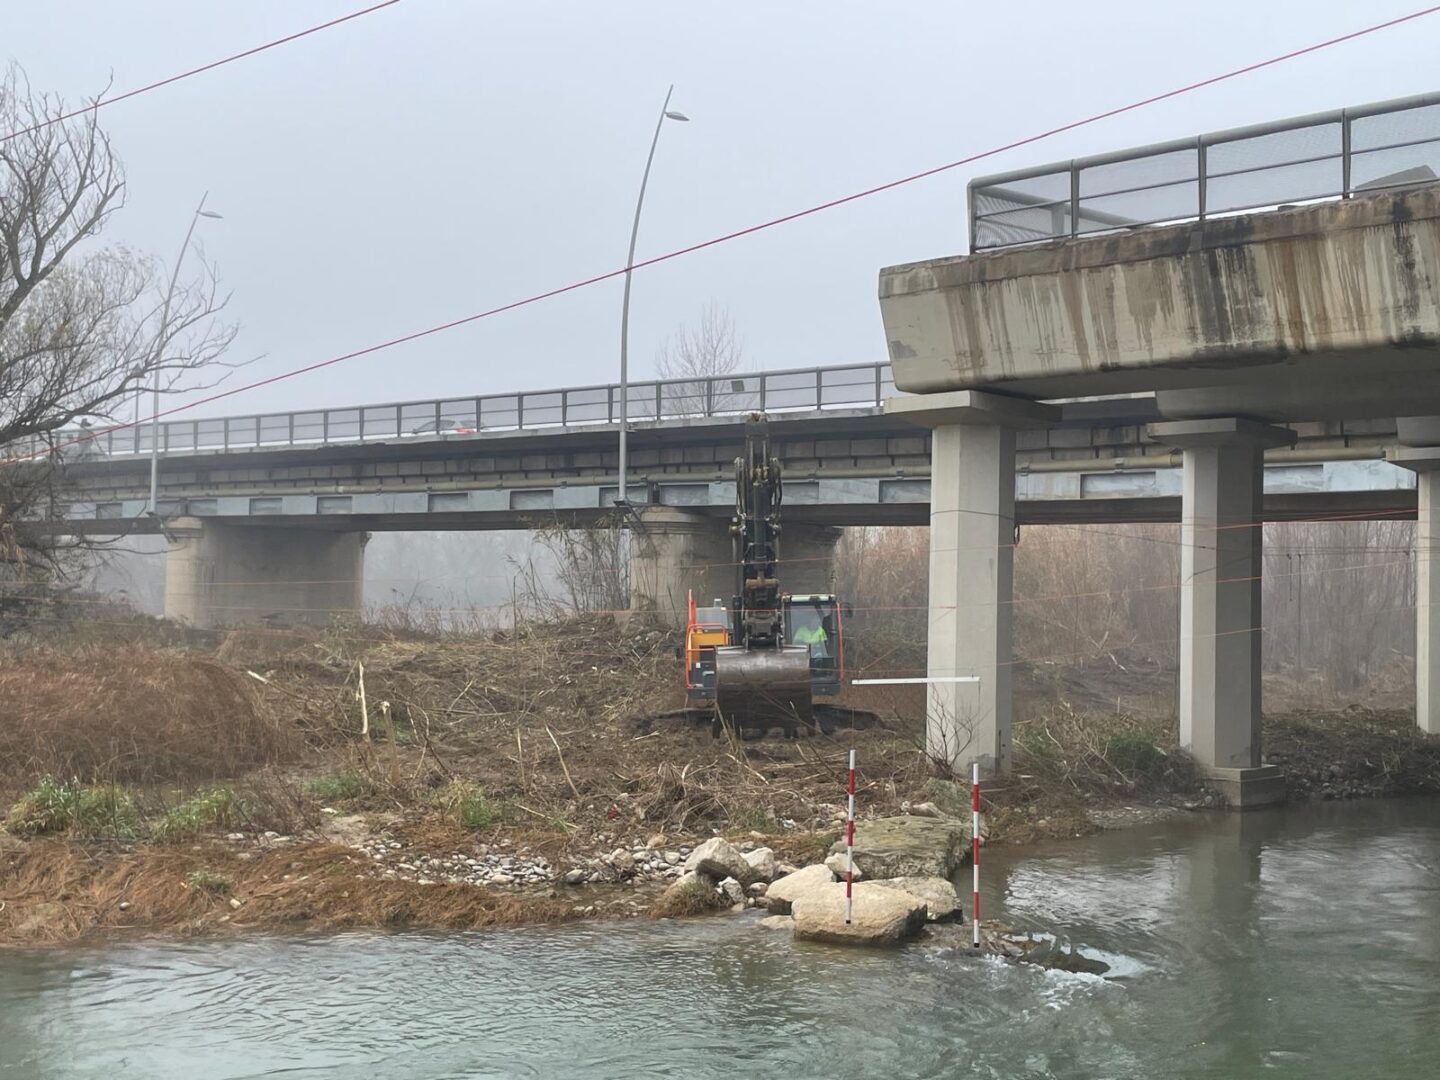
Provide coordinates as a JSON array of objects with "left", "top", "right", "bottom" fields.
[
  {"left": 647, "top": 874, "right": 727, "bottom": 919},
  {"left": 0, "top": 840, "right": 576, "bottom": 946},
  {"left": 0, "top": 645, "right": 297, "bottom": 790}
]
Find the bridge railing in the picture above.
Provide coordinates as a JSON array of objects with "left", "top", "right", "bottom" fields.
[
  {"left": 969, "top": 91, "right": 1440, "bottom": 251},
  {"left": 14, "top": 362, "right": 897, "bottom": 460}
]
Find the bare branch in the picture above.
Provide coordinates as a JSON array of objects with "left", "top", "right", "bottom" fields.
[{"left": 655, "top": 302, "right": 744, "bottom": 417}]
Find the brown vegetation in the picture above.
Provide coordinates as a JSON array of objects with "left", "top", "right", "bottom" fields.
[
  {"left": 0, "top": 840, "right": 574, "bottom": 946},
  {"left": 0, "top": 645, "right": 296, "bottom": 790}
]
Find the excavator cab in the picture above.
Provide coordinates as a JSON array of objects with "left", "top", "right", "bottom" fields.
[{"left": 783, "top": 593, "right": 844, "bottom": 698}]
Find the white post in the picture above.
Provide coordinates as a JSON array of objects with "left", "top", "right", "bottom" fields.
[
  {"left": 844, "top": 749, "right": 856, "bottom": 925},
  {"left": 972, "top": 761, "right": 981, "bottom": 948}
]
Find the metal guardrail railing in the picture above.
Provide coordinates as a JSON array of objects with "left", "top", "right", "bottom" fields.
[
  {"left": 969, "top": 91, "right": 1440, "bottom": 251},
  {"left": 18, "top": 362, "right": 897, "bottom": 461}
]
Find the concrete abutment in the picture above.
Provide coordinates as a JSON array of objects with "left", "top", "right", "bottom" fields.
[{"left": 163, "top": 518, "right": 367, "bottom": 630}]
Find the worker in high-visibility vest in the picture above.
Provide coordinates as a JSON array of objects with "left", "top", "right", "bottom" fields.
[{"left": 792, "top": 619, "right": 830, "bottom": 659}]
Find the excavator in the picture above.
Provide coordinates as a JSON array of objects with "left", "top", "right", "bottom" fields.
[{"left": 680, "top": 414, "right": 848, "bottom": 737}]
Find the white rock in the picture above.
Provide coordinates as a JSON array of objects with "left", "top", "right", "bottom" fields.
[
  {"left": 869, "top": 877, "right": 963, "bottom": 922},
  {"left": 717, "top": 877, "right": 746, "bottom": 905},
  {"left": 907, "top": 802, "right": 944, "bottom": 818},
  {"left": 747, "top": 881, "right": 769, "bottom": 898},
  {"left": 228, "top": 897, "right": 242, "bottom": 910},
  {"left": 562, "top": 869, "right": 586, "bottom": 885},
  {"left": 663, "top": 850, "right": 682, "bottom": 865},
  {"left": 824, "top": 852, "right": 865, "bottom": 881},
  {"left": 683, "top": 837, "right": 751, "bottom": 883},
  {"left": 741, "top": 846, "right": 778, "bottom": 883},
  {"left": 765, "top": 864, "right": 836, "bottom": 915},
  {"left": 791, "top": 882, "right": 927, "bottom": 946},
  {"left": 757, "top": 914, "right": 792, "bottom": 931}
]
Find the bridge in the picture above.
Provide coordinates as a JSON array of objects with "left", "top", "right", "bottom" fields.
[
  {"left": 16, "top": 91, "right": 1440, "bottom": 806},
  {"left": 44, "top": 361, "right": 1413, "bottom": 629}
]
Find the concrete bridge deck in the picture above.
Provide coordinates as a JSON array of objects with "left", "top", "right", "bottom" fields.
[{"left": 56, "top": 394, "right": 1411, "bottom": 532}]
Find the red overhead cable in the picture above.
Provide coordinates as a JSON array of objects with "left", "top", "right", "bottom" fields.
[{"left": 1, "top": 1, "right": 405, "bottom": 144}]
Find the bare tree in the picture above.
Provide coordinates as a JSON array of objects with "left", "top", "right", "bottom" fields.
[
  {"left": 0, "top": 66, "right": 237, "bottom": 588},
  {"left": 655, "top": 302, "right": 744, "bottom": 416}
]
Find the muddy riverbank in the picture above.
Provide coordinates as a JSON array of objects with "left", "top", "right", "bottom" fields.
[{"left": 4, "top": 617, "right": 1440, "bottom": 947}]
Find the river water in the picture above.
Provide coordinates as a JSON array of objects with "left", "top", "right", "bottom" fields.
[{"left": 2, "top": 798, "right": 1437, "bottom": 1079}]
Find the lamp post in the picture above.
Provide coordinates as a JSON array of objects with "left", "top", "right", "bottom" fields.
[
  {"left": 617, "top": 86, "right": 688, "bottom": 506},
  {"left": 148, "top": 192, "right": 222, "bottom": 515}
]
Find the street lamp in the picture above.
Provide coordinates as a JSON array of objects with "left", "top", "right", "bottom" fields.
[
  {"left": 148, "top": 192, "right": 223, "bottom": 515},
  {"left": 617, "top": 86, "right": 689, "bottom": 506}
]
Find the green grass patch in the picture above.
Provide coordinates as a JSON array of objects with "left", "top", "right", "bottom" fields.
[
  {"left": 185, "top": 869, "right": 233, "bottom": 895},
  {"left": 3, "top": 776, "right": 139, "bottom": 838},
  {"left": 304, "top": 770, "right": 376, "bottom": 802},
  {"left": 154, "top": 787, "right": 238, "bottom": 842},
  {"left": 431, "top": 781, "right": 512, "bottom": 830}
]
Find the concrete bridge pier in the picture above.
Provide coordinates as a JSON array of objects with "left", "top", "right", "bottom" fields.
[
  {"left": 627, "top": 507, "right": 842, "bottom": 627},
  {"left": 885, "top": 391, "right": 1058, "bottom": 777},
  {"left": 1149, "top": 420, "right": 1296, "bottom": 807},
  {"left": 163, "top": 518, "right": 367, "bottom": 629},
  {"left": 628, "top": 509, "right": 731, "bottom": 626},
  {"left": 1392, "top": 433, "right": 1440, "bottom": 735}
]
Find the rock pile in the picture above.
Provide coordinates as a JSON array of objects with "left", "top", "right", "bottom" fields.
[
  {"left": 761, "top": 813, "right": 973, "bottom": 946},
  {"left": 653, "top": 838, "right": 786, "bottom": 913}
]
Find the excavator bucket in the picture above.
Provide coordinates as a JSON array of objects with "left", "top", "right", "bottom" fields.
[{"left": 713, "top": 644, "right": 814, "bottom": 735}]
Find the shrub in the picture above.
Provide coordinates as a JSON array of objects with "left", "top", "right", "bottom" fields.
[
  {"left": 154, "top": 788, "right": 238, "bottom": 842},
  {"left": 1103, "top": 729, "right": 1166, "bottom": 778}
]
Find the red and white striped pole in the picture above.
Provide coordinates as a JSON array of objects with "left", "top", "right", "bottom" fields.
[
  {"left": 971, "top": 761, "right": 981, "bottom": 948},
  {"left": 844, "top": 749, "right": 856, "bottom": 925}
]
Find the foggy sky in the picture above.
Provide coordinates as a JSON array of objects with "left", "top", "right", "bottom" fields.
[{"left": 10, "top": 1, "right": 1440, "bottom": 421}]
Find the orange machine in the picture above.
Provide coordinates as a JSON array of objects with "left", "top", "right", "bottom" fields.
[
  {"left": 682, "top": 589, "right": 847, "bottom": 707},
  {"left": 682, "top": 591, "right": 731, "bottom": 705}
]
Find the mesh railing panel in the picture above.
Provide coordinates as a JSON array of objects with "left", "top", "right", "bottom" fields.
[
  {"left": 12, "top": 365, "right": 895, "bottom": 458},
  {"left": 970, "top": 95, "right": 1440, "bottom": 250},
  {"left": 972, "top": 169, "right": 1072, "bottom": 248},
  {"left": 1205, "top": 122, "right": 1342, "bottom": 214},
  {"left": 1077, "top": 148, "right": 1198, "bottom": 233}
]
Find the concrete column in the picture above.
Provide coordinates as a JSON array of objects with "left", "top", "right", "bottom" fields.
[
  {"left": 778, "top": 523, "right": 844, "bottom": 596},
  {"left": 885, "top": 391, "right": 1058, "bottom": 776},
  {"left": 1391, "top": 443, "right": 1440, "bottom": 734},
  {"left": 628, "top": 508, "right": 733, "bottom": 626},
  {"left": 627, "top": 509, "right": 842, "bottom": 627},
  {"left": 164, "top": 518, "right": 367, "bottom": 629},
  {"left": 1149, "top": 419, "right": 1295, "bottom": 807}
]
